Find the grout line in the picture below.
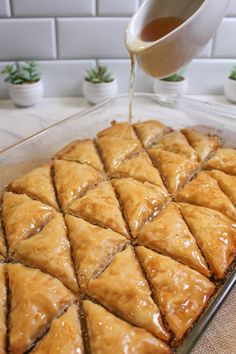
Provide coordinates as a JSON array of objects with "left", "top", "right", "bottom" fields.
[
  {"left": 53, "top": 18, "right": 59, "bottom": 59},
  {"left": 211, "top": 35, "right": 217, "bottom": 58},
  {"left": 95, "top": 0, "right": 98, "bottom": 16},
  {"left": 8, "top": 0, "right": 13, "bottom": 17}
]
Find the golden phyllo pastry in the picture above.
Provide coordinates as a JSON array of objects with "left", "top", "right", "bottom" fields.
[
  {"left": 178, "top": 203, "right": 236, "bottom": 279},
  {"left": 112, "top": 151, "right": 166, "bottom": 188},
  {"left": 137, "top": 246, "right": 215, "bottom": 341},
  {"left": 137, "top": 203, "right": 210, "bottom": 277},
  {"left": 13, "top": 214, "right": 78, "bottom": 292},
  {"left": 54, "top": 159, "right": 105, "bottom": 210},
  {"left": 87, "top": 247, "right": 169, "bottom": 341},
  {"left": 152, "top": 131, "right": 198, "bottom": 161},
  {"left": 31, "top": 304, "right": 83, "bottom": 354},
  {"left": 66, "top": 215, "right": 127, "bottom": 290},
  {"left": 148, "top": 149, "right": 199, "bottom": 196},
  {"left": 134, "top": 120, "right": 171, "bottom": 148},
  {"left": 9, "top": 163, "right": 59, "bottom": 210},
  {"left": 8, "top": 263, "right": 75, "bottom": 354},
  {"left": 68, "top": 181, "right": 128, "bottom": 237},
  {"left": 55, "top": 138, "right": 104, "bottom": 172},
  {"left": 205, "top": 148, "right": 236, "bottom": 175},
  {"left": 97, "top": 122, "right": 137, "bottom": 139},
  {"left": 96, "top": 136, "right": 142, "bottom": 174},
  {"left": 84, "top": 300, "right": 171, "bottom": 354},
  {"left": 181, "top": 129, "right": 220, "bottom": 162},
  {"left": 0, "top": 265, "right": 7, "bottom": 354},
  {"left": 1, "top": 119, "right": 235, "bottom": 351},
  {"left": 175, "top": 172, "right": 236, "bottom": 220},
  {"left": 207, "top": 170, "right": 236, "bottom": 207},
  {"left": 113, "top": 178, "right": 170, "bottom": 237},
  {"left": 0, "top": 224, "right": 6, "bottom": 260},
  {"left": 2, "top": 192, "right": 56, "bottom": 254}
]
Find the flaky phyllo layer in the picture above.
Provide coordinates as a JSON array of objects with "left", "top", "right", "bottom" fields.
[{"left": 0, "top": 120, "right": 235, "bottom": 354}]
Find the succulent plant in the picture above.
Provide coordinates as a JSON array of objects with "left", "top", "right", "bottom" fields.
[
  {"left": 1, "top": 61, "right": 41, "bottom": 85},
  {"left": 162, "top": 71, "right": 185, "bottom": 82},
  {"left": 85, "top": 65, "right": 114, "bottom": 84},
  {"left": 229, "top": 66, "right": 236, "bottom": 81}
]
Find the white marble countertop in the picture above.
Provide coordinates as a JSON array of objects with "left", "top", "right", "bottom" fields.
[{"left": 0, "top": 95, "right": 235, "bottom": 152}]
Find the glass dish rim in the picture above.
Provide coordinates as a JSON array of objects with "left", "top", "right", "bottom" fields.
[{"left": 0, "top": 92, "right": 235, "bottom": 354}]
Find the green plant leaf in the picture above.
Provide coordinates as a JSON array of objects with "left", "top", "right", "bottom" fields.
[
  {"left": 229, "top": 66, "right": 236, "bottom": 80},
  {"left": 162, "top": 72, "right": 185, "bottom": 82},
  {"left": 85, "top": 65, "right": 114, "bottom": 83}
]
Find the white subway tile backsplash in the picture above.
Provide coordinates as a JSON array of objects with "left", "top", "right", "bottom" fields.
[
  {"left": 12, "top": 0, "right": 95, "bottom": 17},
  {"left": 187, "top": 59, "right": 234, "bottom": 94},
  {"left": 0, "top": 0, "right": 10, "bottom": 17},
  {"left": 98, "top": 0, "right": 138, "bottom": 16},
  {"left": 37, "top": 60, "right": 95, "bottom": 96},
  {"left": 0, "top": 1, "right": 235, "bottom": 97},
  {"left": 57, "top": 18, "right": 130, "bottom": 59},
  {"left": 226, "top": 0, "right": 236, "bottom": 16},
  {"left": 98, "top": 59, "right": 130, "bottom": 92},
  {"left": 0, "top": 19, "right": 56, "bottom": 60},
  {"left": 214, "top": 19, "right": 236, "bottom": 58},
  {"left": 132, "top": 59, "right": 235, "bottom": 95},
  {"left": 197, "top": 40, "right": 213, "bottom": 58},
  {"left": 0, "top": 62, "right": 14, "bottom": 98},
  {"left": 136, "top": 67, "right": 153, "bottom": 93}
]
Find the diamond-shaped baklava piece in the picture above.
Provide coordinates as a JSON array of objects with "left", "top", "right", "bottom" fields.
[
  {"left": 207, "top": 170, "right": 236, "bottom": 207},
  {"left": 8, "top": 263, "right": 75, "bottom": 354},
  {"left": 152, "top": 131, "right": 198, "bottom": 161},
  {"left": 113, "top": 178, "right": 170, "bottom": 237},
  {"left": 13, "top": 214, "right": 78, "bottom": 293},
  {"left": 54, "top": 159, "right": 105, "bottom": 210},
  {"left": 137, "top": 246, "right": 215, "bottom": 341},
  {"left": 178, "top": 203, "right": 236, "bottom": 279},
  {"left": 112, "top": 151, "right": 166, "bottom": 189},
  {"left": 87, "top": 247, "right": 169, "bottom": 341},
  {"left": 181, "top": 129, "right": 220, "bottom": 162},
  {"left": 66, "top": 215, "right": 127, "bottom": 290},
  {"left": 9, "top": 163, "right": 59, "bottom": 210},
  {"left": 97, "top": 122, "right": 137, "bottom": 139},
  {"left": 137, "top": 203, "right": 210, "bottom": 277},
  {"left": 175, "top": 172, "right": 236, "bottom": 220},
  {"left": 84, "top": 300, "right": 172, "bottom": 354},
  {"left": 134, "top": 120, "right": 171, "bottom": 148},
  {"left": 205, "top": 148, "right": 236, "bottom": 175},
  {"left": 0, "top": 265, "right": 7, "bottom": 354},
  {"left": 148, "top": 149, "right": 199, "bottom": 196},
  {"left": 96, "top": 136, "right": 142, "bottom": 174},
  {"left": 2, "top": 192, "right": 56, "bottom": 254},
  {"left": 68, "top": 181, "right": 128, "bottom": 237},
  {"left": 55, "top": 138, "right": 104, "bottom": 172},
  {"left": 31, "top": 305, "right": 83, "bottom": 354}
]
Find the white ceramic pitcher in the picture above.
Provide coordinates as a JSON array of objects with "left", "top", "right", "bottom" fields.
[{"left": 126, "top": 0, "right": 230, "bottom": 78}]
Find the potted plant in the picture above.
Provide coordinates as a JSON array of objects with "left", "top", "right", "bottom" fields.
[
  {"left": 83, "top": 65, "right": 118, "bottom": 104},
  {"left": 224, "top": 66, "right": 236, "bottom": 103},
  {"left": 1, "top": 61, "right": 43, "bottom": 107},
  {"left": 153, "top": 71, "right": 188, "bottom": 96}
]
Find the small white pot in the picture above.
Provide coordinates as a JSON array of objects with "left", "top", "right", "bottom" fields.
[
  {"left": 83, "top": 79, "right": 118, "bottom": 105},
  {"left": 153, "top": 78, "right": 188, "bottom": 96},
  {"left": 8, "top": 80, "right": 43, "bottom": 107},
  {"left": 224, "top": 77, "right": 236, "bottom": 103}
]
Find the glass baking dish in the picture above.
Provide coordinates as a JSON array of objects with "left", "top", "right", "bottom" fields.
[{"left": 0, "top": 93, "right": 235, "bottom": 353}]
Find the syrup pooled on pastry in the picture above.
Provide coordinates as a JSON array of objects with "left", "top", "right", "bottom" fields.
[{"left": 128, "top": 17, "right": 185, "bottom": 124}]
